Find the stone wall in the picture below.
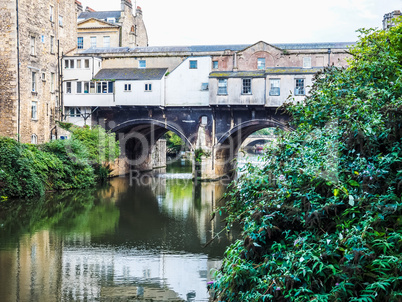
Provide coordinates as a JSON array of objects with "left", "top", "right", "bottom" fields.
[
  {"left": 0, "top": 0, "right": 77, "bottom": 144},
  {"left": 0, "top": 1, "right": 18, "bottom": 139}
]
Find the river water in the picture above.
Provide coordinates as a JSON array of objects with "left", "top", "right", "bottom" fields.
[{"left": 0, "top": 160, "right": 242, "bottom": 302}]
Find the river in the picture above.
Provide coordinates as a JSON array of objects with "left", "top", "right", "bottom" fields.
[{"left": 0, "top": 159, "right": 244, "bottom": 302}]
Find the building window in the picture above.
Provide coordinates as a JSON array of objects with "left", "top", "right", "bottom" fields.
[
  {"left": 201, "top": 83, "right": 209, "bottom": 91},
  {"left": 108, "top": 82, "right": 113, "bottom": 93},
  {"left": 242, "top": 79, "right": 251, "bottom": 94},
  {"left": 257, "top": 58, "right": 265, "bottom": 70},
  {"left": 213, "top": 61, "right": 218, "bottom": 69},
  {"left": 50, "top": 72, "right": 55, "bottom": 92},
  {"left": 145, "top": 83, "right": 152, "bottom": 91},
  {"left": 295, "top": 79, "right": 305, "bottom": 95},
  {"left": 31, "top": 102, "right": 37, "bottom": 119},
  {"left": 77, "top": 37, "right": 83, "bottom": 49},
  {"left": 49, "top": 5, "right": 54, "bottom": 22},
  {"left": 124, "top": 83, "right": 131, "bottom": 91},
  {"left": 107, "top": 17, "right": 116, "bottom": 23},
  {"left": 90, "top": 82, "right": 95, "bottom": 93},
  {"left": 95, "top": 81, "right": 109, "bottom": 93},
  {"left": 189, "top": 60, "right": 198, "bottom": 69},
  {"left": 90, "top": 37, "right": 97, "bottom": 48},
  {"left": 84, "top": 59, "right": 90, "bottom": 68},
  {"left": 139, "top": 60, "right": 146, "bottom": 68},
  {"left": 303, "top": 57, "right": 312, "bottom": 68},
  {"left": 31, "top": 134, "right": 37, "bottom": 144},
  {"left": 103, "top": 36, "right": 110, "bottom": 48},
  {"left": 77, "top": 82, "right": 82, "bottom": 93},
  {"left": 50, "top": 35, "right": 55, "bottom": 53},
  {"left": 41, "top": 72, "right": 46, "bottom": 81},
  {"left": 269, "top": 79, "right": 280, "bottom": 96},
  {"left": 30, "top": 36, "right": 35, "bottom": 55},
  {"left": 66, "top": 81, "right": 72, "bottom": 94},
  {"left": 77, "top": 59, "right": 81, "bottom": 68},
  {"left": 64, "top": 59, "right": 74, "bottom": 69},
  {"left": 69, "top": 107, "right": 81, "bottom": 117},
  {"left": 31, "top": 71, "right": 36, "bottom": 92},
  {"left": 58, "top": 15, "right": 63, "bottom": 27},
  {"left": 84, "top": 82, "right": 89, "bottom": 93},
  {"left": 218, "top": 79, "right": 228, "bottom": 95}
]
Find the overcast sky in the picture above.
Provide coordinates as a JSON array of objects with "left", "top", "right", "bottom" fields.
[{"left": 80, "top": 0, "right": 402, "bottom": 46}]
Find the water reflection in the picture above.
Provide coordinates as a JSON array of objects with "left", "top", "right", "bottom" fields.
[{"left": 0, "top": 161, "right": 236, "bottom": 302}]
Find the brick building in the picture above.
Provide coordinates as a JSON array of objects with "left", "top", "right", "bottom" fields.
[{"left": 0, "top": 0, "right": 78, "bottom": 143}]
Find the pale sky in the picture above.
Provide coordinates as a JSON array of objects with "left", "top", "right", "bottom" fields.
[{"left": 80, "top": 0, "right": 402, "bottom": 46}]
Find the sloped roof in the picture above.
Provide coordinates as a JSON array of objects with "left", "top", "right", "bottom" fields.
[
  {"left": 78, "top": 17, "right": 120, "bottom": 28},
  {"left": 209, "top": 71, "right": 266, "bottom": 78},
  {"left": 78, "top": 11, "right": 121, "bottom": 22},
  {"left": 94, "top": 68, "right": 168, "bottom": 80},
  {"left": 80, "top": 42, "right": 354, "bottom": 55}
]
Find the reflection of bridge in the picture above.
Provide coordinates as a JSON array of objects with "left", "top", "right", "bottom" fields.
[
  {"left": 96, "top": 106, "right": 290, "bottom": 179},
  {"left": 241, "top": 134, "right": 276, "bottom": 147}
]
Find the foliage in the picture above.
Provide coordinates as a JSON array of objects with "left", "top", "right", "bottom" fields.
[
  {"left": 212, "top": 22, "right": 402, "bottom": 301},
  {"left": 0, "top": 125, "right": 120, "bottom": 199},
  {"left": 164, "top": 130, "right": 186, "bottom": 154}
]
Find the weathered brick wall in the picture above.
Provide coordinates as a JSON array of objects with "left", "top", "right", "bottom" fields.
[{"left": 0, "top": 1, "right": 18, "bottom": 139}]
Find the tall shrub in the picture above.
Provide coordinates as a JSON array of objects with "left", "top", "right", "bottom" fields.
[{"left": 212, "top": 22, "right": 402, "bottom": 301}]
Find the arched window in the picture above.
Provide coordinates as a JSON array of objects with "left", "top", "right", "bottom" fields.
[
  {"left": 31, "top": 134, "right": 38, "bottom": 144},
  {"left": 131, "top": 25, "right": 135, "bottom": 32}
]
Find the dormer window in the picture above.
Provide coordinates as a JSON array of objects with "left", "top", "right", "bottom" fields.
[{"left": 107, "top": 18, "right": 116, "bottom": 23}]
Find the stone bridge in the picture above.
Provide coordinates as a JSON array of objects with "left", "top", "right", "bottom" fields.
[{"left": 93, "top": 105, "right": 290, "bottom": 180}]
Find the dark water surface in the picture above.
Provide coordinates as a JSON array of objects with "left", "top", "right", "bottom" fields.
[{"left": 0, "top": 161, "right": 238, "bottom": 302}]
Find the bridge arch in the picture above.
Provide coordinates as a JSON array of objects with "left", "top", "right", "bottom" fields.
[
  {"left": 214, "top": 119, "right": 290, "bottom": 177},
  {"left": 112, "top": 119, "right": 194, "bottom": 171}
]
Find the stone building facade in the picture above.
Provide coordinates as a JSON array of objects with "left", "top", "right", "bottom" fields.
[
  {"left": 0, "top": 0, "right": 78, "bottom": 144},
  {"left": 77, "top": 0, "right": 148, "bottom": 50}
]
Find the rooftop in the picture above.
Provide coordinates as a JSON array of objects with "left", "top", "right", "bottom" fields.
[{"left": 94, "top": 68, "right": 168, "bottom": 81}]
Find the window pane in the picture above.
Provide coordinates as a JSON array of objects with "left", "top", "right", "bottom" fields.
[
  {"left": 108, "top": 82, "right": 113, "bottom": 93},
  {"left": 213, "top": 61, "right": 218, "bottom": 69},
  {"left": 70, "top": 60, "right": 74, "bottom": 69},
  {"left": 218, "top": 79, "right": 227, "bottom": 94},
  {"left": 90, "top": 37, "right": 96, "bottom": 48},
  {"left": 103, "top": 36, "right": 110, "bottom": 48},
  {"left": 85, "top": 59, "right": 90, "bottom": 68},
  {"left": 90, "top": 82, "right": 95, "bottom": 93},
  {"left": 66, "top": 81, "right": 71, "bottom": 93},
  {"left": 189, "top": 60, "right": 197, "bottom": 69},
  {"left": 102, "top": 82, "right": 107, "bottom": 93},
  {"left": 295, "top": 79, "right": 305, "bottom": 95},
  {"left": 84, "top": 82, "right": 89, "bottom": 93},
  {"left": 77, "top": 82, "right": 82, "bottom": 93},
  {"left": 32, "top": 72, "right": 36, "bottom": 91},
  {"left": 269, "top": 79, "right": 280, "bottom": 96},
  {"left": 242, "top": 79, "right": 251, "bottom": 94},
  {"left": 139, "top": 60, "right": 146, "bottom": 68},
  {"left": 97, "top": 82, "right": 101, "bottom": 93},
  {"left": 77, "top": 37, "right": 83, "bottom": 49},
  {"left": 257, "top": 58, "right": 265, "bottom": 70}
]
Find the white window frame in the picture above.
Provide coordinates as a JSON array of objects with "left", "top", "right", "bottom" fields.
[
  {"left": 103, "top": 36, "right": 110, "bottom": 48},
  {"left": 90, "top": 37, "right": 97, "bottom": 48},
  {"left": 31, "top": 101, "right": 37, "bottom": 120},
  {"left": 269, "top": 79, "right": 280, "bottom": 96},
  {"left": 66, "top": 81, "right": 72, "bottom": 94},
  {"left": 303, "top": 57, "right": 312, "bottom": 69},
  {"left": 257, "top": 58, "right": 265, "bottom": 70},
  {"left": 31, "top": 71, "right": 36, "bottom": 92},
  {"left": 31, "top": 134, "right": 38, "bottom": 144},
  {"left": 218, "top": 79, "right": 228, "bottom": 95},
  {"left": 50, "top": 72, "right": 55, "bottom": 92},
  {"left": 49, "top": 5, "right": 54, "bottom": 22},
  {"left": 76, "top": 81, "right": 82, "bottom": 93},
  {"left": 145, "top": 83, "right": 152, "bottom": 91},
  {"left": 84, "top": 59, "right": 90, "bottom": 69},
  {"left": 242, "top": 78, "right": 252, "bottom": 94},
  {"left": 30, "top": 36, "right": 36, "bottom": 55},
  {"left": 295, "top": 78, "right": 305, "bottom": 95},
  {"left": 124, "top": 83, "right": 132, "bottom": 91}
]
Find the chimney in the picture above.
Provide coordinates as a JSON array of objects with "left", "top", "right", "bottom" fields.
[
  {"left": 85, "top": 6, "right": 96, "bottom": 12},
  {"left": 121, "top": 0, "right": 133, "bottom": 11},
  {"left": 75, "top": 0, "right": 83, "bottom": 13},
  {"left": 136, "top": 6, "right": 142, "bottom": 17}
]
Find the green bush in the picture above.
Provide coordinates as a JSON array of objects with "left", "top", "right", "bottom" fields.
[{"left": 212, "top": 21, "right": 402, "bottom": 301}]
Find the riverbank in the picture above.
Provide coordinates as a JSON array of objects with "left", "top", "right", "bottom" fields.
[{"left": 0, "top": 125, "right": 119, "bottom": 200}]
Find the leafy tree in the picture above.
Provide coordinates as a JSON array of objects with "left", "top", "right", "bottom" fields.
[{"left": 212, "top": 21, "right": 402, "bottom": 301}]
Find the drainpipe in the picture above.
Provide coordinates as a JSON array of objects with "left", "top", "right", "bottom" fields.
[
  {"left": 16, "top": 0, "right": 21, "bottom": 141},
  {"left": 327, "top": 48, "right": 331, "bottom": 67}
]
